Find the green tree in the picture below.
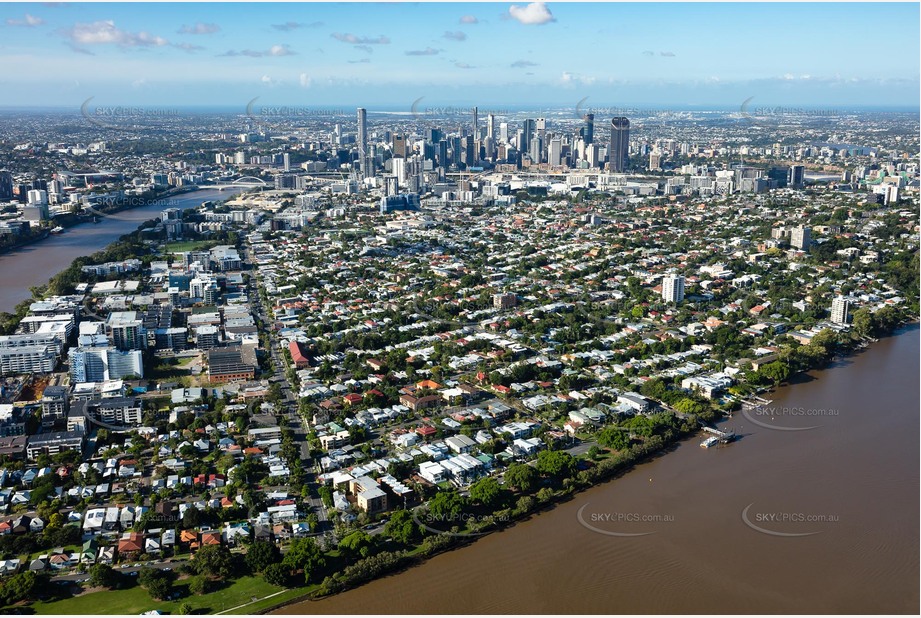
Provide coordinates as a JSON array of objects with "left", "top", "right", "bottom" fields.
[
  {"left": 263, "top": 563, "right": 292, "bottom": 587},
  {"left": 673, "top": 398, "right": 707, "bottom": 416},
  {"left": 534, "top": 450, "right": 576, "bottom": 478},
  {"left": 851, "top": 307, "right": 874, "bottom": 339},
  {"left": 515, "top": 495, "right": 537, "bottom": 514},
  {"left": 282, "top": 537, "right": 326, "bottom": 583},
  {"left": 597, "top": 426, "right": 630, "bottom": 450},
  {"left": 189, "top": 544, "right": 235, "bottom": 579},
  {"left": 138, "top": 567, "right": 175, "bottom": 601},
  {"left": 468, "top": 476, "right": 502, "bottom": 508},
  {"left": 89, "top": 563, "right": 121, "bottom": 589},
  {"left": 188, "top": 575, "right": 214, "bottom": 595},
  {"left": 245, "top": 540, "right": 280, "bottom": 574},
  {"left": 384, "top": 509, "right": 421, "bottom": 545},
  {"left": 758, "top": 361, "right": 791, "bottom": 385},
  {"left": 338, "top": 530, "right": 373, "bottom": 559},
  {"left": 0, "top": 572, "right": 45, "bottom": 606},
  {"left": 427, "top": 489, "right": 467, "bottom": 522},
  {"left": 504, "top": 463, "right": 539, "bottom": 493}
]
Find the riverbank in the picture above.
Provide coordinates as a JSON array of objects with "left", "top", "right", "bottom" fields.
[
  {"left": 274, "top": 323, "right": 919, "bottom": 615},
  {"left": 0, "top": 187, "right": 243, "bottom": 313},
  {"left": 0, "top": 186, "right": 197, "bottom": 259},
  {"left": 260, "top": 319, "right": 918, "bottom": 613}
]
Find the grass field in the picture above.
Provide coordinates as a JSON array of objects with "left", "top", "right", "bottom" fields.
[
  {"left": 31, "top": 576, "right": 292, "bottom": 615},
  {"left": 163, "top": 240, "right": 219, "bottom": 254}
]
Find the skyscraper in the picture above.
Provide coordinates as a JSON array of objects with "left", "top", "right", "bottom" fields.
[
  {"left": 392, "top": 135, "right": 407, "bottom": 159},
  {"left": 464, "top": 135, "right": 475, "bottom": 166},
  {"left": 582, "top": 113, "right": 594, "bottom": 145},
  {"left": 788, "top": 164, "right": 805, "bottom": 189},
  {"left": 438, "top": 139, "right": 448, "bottom": 168},
  {"left": 522, "top": 119, "right": 536, "bottom": 153},
  {"left": 0, "top": 171, "right": 12, "bottom": 201},
  {"left": 357, "top": 107, "right": 371, "bottom": 177},
  {"left": 486, "top": 114, "right": 495, "bottom": 140},
  {"left": 549, "top": 138, "right": 562, "bottom": 166},
  {"left": 609, "top": 117, "right": 630, "bottom": 173}
]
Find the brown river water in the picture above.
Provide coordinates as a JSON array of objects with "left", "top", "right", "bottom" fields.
[
  {"left": 0, "top": 188, "right": 240, "bottom": 314},
  {"left": 279, "top": 324, "right": 919, "bottom": 614}
]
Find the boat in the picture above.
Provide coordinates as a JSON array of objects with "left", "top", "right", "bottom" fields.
[
  {"left": 50, "top": 226, "right": 64, "bottom": 234},
  {"left": 700, "top": 436, "right": 720, "bottom": 449}
]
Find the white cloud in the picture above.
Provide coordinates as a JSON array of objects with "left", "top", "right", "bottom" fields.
[
  {"left": 460, "top": 15, "right": 479, "bottom": 24},
  {"left": 299, "top": 73, "right": 312, "bottom": 88},
  {"left": 443, "top": 31, "right": 466, "bottom": 41},
  {"left": 560, "top": 71, "right": 595, "bottom": 87},
  {"left": 177, "top": 22, "right": 220, "bottom": 35},
  {"left": 508, "top": 3, "right": 555, "bottom": 25},
  {"left": 60, "top": 21, "right": 169, "bottom": 48},
  {"left": 6, "top": 14, "right": 45, "bottom": 27},
  {"left": 269, "top": 44, "right": 295, "bottom": 57}
]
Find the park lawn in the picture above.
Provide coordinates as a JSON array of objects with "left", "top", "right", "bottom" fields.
[
  {"left": 224, "top": 584, "right": 318, "bottom": 615},
  {"left": 163, "top": 240, "right": 219, "bottom": 253},
  {"left": 30, "top": 576, "right": 285, "bottom": 615}
]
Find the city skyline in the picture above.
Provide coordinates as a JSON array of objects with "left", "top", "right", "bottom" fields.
[{"left": 0, "top": 2, "right": 918, "bottom": 108}]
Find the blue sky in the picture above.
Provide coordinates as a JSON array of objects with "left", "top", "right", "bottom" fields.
[{"left": 0, "top": 2, "right": 918, "bottom": 109}]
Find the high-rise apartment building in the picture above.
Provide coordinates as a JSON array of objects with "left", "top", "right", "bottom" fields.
[
  {"left": 609, "top": 117, "right": 630, "bottom": 173},
  {"left": 661, "top": 273, "right": 685, "bottom": 303}
]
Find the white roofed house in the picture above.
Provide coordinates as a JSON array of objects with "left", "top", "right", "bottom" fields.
[
  {"left": 618, "top": 392, "right": 652, "bottom": 414},
  {"left": 444, "top": 434, "right": 476, "bottom": 455},
  {"left": 267, "top": 503, "right": 300, "bottom": 523},
  {"left": 83, "top": 508, "right": 106, "bottom": 532},
  {"left": 103, "top": 506, "right": 119, "bottom": 530},
  {"left": 419, "top": 460, "right": 447, "bottom": 485},
  {"left": 119, "top": 506, "right": 136, "bottom": 530}
]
